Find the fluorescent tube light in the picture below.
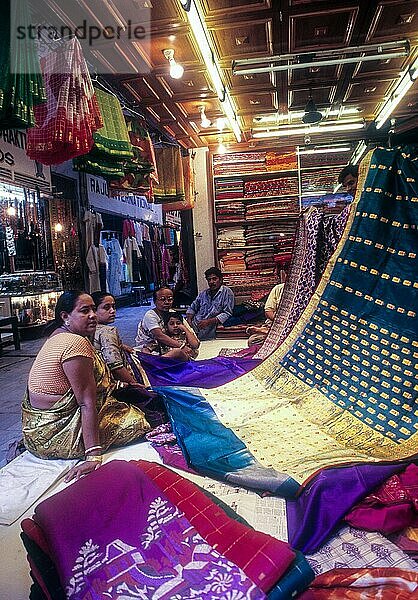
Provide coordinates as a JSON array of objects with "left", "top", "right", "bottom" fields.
[
  {"left": 252, "top": 121, "right": 365, "bottom": 138},
  {"left": 375, "top": 56, "right": 418, "bottom": 129},
  {"left": 298, "top": 146, "right": 351, "bottom": 155},
  {"left": 350, "top": 140, "right": 368, "bottom": 165},
  {"left": 182, "top": 1, "right": 242, "bottom": 141}
]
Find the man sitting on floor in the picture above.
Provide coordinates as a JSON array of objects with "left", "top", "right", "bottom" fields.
[
  {"left": 246, "top": 280, "right": 285, "bottom": 346},
  {"left": 186, "top": 267, "right": 234, "bottom": 340}
]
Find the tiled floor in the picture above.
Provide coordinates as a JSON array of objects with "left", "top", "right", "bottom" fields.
[{"left": 0, "top": 303, "right": 247, "bottom": 467}]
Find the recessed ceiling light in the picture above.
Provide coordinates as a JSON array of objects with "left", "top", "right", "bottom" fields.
[
  {"left": 397, "top": 13, "right": 415, "bottom": 24},
  {"left": 235, "top": 36, "right": 249, "bottom": 46}
]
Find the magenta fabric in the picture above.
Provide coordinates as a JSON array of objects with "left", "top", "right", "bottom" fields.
[
  {"left": 34, "top": 460, "right": 265, "bottom": 600},
  {"left": 287, "top": 462, "right": 409, "bottom": 553},
  {"left": 137, "top": 460, "right": 296, "bottom": 593},
  {"left": 345, "top": 463, "right": 418, "bottom": 534}
]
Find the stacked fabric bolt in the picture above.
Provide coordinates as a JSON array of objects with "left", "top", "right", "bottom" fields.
[
  {"left": 216, "top": 201, "right": 246, "bottom": 222},
  {"left": 246, "top": 247, "right": 276, "bottom": 270},
  {"left": 244, "top": 177, "right": 299, "bottom": 197},
  {"left": 245, "top": 198, "right": 300, "bottom": 220},
  {"left": 213, "top": 152, "right": 266, "bottom": 176},
  {"left": 217, "top": 227, "right": 246, "bottom": 248},
  {"left": 301, "top": 167, "right": 341, "bottom": 194},
  {"left": 214, "top": 178, "right": 244, "bottom": 200},
  {"left": 219, "top": 251, "right": 247, "bottom": 272},
  {"left": 245, "top": 222, "right": 296, "bottom": 246},
  {"left": 222, "top": 270, "right": 278, "bottom": 298},
  {"left": 265, "top": 151, "right": 297, "bottom": 172}
]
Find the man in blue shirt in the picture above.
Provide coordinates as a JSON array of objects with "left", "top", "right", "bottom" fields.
[{"left": 186, "top": 267, "right": 235, "bottom": 340}]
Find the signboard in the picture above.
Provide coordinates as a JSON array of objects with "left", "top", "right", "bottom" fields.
[
  {"left": 87, "top": 174, "right": 162, "bottom": 224},
  {"left": 0, "top": 129, "right": 51, "bottom": 191}
]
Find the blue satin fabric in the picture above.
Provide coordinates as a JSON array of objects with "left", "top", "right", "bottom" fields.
[
  {"left": 156, "top": 385, "right": 300, "bottom": 498},
  {"left": 139, "top": 353, "right": 261, "bottom": 388}
]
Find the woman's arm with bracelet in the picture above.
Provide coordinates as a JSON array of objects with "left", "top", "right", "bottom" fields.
[{"left": 61, "top": 355, "right": 103, "bottom": 482}]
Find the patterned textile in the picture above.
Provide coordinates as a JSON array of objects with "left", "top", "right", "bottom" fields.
[
  {"left": 30, "top": 461, "right": 267, "bottom": 599},
  {"left": 159, "top": 146, "right": 418, "bottom": 519},
  {"left": 306, "top": 525, "right": 418, "bottom": 574},
  {"left": 93, "top": 323, "right": 131, "bottom": 372},
  {"left": 299, "top": 567, "right": 418, "bottom": 599},
  {"left": 253, "top": 207, "right": 323, "bottom": 359},
  {"left": 153, "top": 146, "right": 185, "bottom": 202},
  {"left": 0, "top": 0, "right": 46, "bottom": 129},
  {"left": 161, "top": 155, "right": 195, "bottom": 211},
  {"left": 109, "top": 117, "right": 157, "bottom": 191},
  {"left": 26, "top": 38, "right": 103, "bottom": 165},
  {"left": 22, "top": 349, "right": 150, "bottom": 459},
  {"left": 136, "top": 460, "right": 296, "bottom": 593}
]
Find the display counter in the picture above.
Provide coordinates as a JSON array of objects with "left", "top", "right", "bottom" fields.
[{"left": 0, "top": 272, "right": 62, "bottom": 338}]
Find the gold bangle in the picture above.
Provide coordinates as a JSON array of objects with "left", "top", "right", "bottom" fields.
[{"left": 85, "top": 455, "right": 102, "bottom": 463}]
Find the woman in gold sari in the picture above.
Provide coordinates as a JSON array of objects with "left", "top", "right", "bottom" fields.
[{"left": 22, "top": 291, "right": 150, "bottom": 482}]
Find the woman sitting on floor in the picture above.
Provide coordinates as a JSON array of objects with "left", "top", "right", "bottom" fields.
[
  {"left": 22, "top": 291, "right": 151, "bottom": 482},
  {"left": 135, "top": 286, "right": 195, "bottom": 362},
  {"left": 91, "top": 291, "right": 146, "bottom": 385}
]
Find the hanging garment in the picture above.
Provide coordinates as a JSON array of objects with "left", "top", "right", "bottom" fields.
[
  {"left": 85, "top": 244, "right": 100, "bottom": 293},
  {"left": 0, "top": 0, "right": 46, "bottom": 129},
  {"left": 26, "top": 38, "right": 103, "bottom": 165},
  {"left": 98, "top": 244, "right": 108, "bottom": 292},
  {"left": 5, "top": 226, "right": 16, "bottom": 256},
  {"left": 102, "top": 237, "right": 123, "bottom": 297},
  {"left": 73, "top": 88, "right": 134, "bottom": 178},
  {"left": 153, "top": 146, "right": 185, "bottom": 202},
  {"left": 123, "top": 236, "right": 141, "bottom": 283}
]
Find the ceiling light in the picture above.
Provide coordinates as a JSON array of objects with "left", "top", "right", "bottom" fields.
[
  {"left": 350, "top": 140, "right": 368, "bottom": 165},
  {"left": 163, "top": 48, "right": 184, "bottom": 79},
  {"left": 232, "top": 40, "right": 409, "bottom": 76},
  {"left": 54, "top": 223, "right": 63, "bottom": 233},
  {"left": 217, "top": 137, "right": 227, "bottom": 154},
  {"left": 302, "top": 94, "right": 323, "bottom": 124},
  {"left": 199, "top": 106, "right": 211, "bottom": 128},
  {"left": 375, "top": 55, "right": 418, "bottom": 129},
  {"left": 298, "top": 146, "right": 352, "bottom": 155},
  {"left": 216, "top": 117, "right": 226, "bottom": 131},
  {"left": 252, "top": 120, "right": 366, "bottom": 138},
  {"left": 181, "top": 0, "right": 242, "bottom": 141},
  {"left": 6, "top": 206, "right": 16, "bottom": 216}
]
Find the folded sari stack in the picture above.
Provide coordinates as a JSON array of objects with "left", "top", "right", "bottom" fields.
[
  {"left": 222, "top": 269, "right": 277, "bottom": 298},
  {"left": 73, "top": 88, "right": 134, "bottom": 178},
  {"left": 26, "top": 38, "right": 103, "bottom": 165},
  {"left": 216, "top": 201, "right": 246, "bottom": 221},
  {"left": 21, "top": 460, "right": 314, "bottom": 599},
  {"left": 213, "top": 152, "right": 266, "bottom": 176},
  {"left": 301, "top": 167, "right": 341, "bottom": 194},
  {"left": 245, "top": 198, "right": 299, "bottom": 219},
  {"left": 219, "top": 250, "right": 247, "bottom": 271},
  {"left": 0, "top": 0, "right": 46, "bottom": 129},
  {"left": 214, "top": 178, "right": 244, "bottom": 199},
  {"left": 217, "top": 226, "right": 246, "bottom": 247},
  {"left": 244, "top": 178, "right": 299, "bottom": 198},
  {"left": 245, "top": 222, "right": 296, "bottom": 246},
  {"left": 265, "top": 151, "right": 297, "bottom": 172},
  {"left": 246, "top": 247, "right": 276, "bottom": 270}
]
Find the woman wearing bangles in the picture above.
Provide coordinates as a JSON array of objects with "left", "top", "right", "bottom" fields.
[{"left": 22, "top": 291, "right": 151, "bottom": 482}]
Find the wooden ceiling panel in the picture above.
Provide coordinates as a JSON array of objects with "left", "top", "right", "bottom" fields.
[
  {"left": 366, "top": 0, "right": 418, "bottom": 42},
  {"left": 353, "top": 55, "right": 406, "bottom": 78},
  {"left": 210, "top": 19, "right": 273, "bottom": 61},
  {"left": 146, "top": 32, "right": 200, "bottom": 70},
  {"left": 232, "top": 91, "right": 278, "bottom": 114},
  {"left": 344, "top": 79, "right": 394, "bottom": 103},
  {"left": 155, "top": 70, "right": 216, "bottom": 101},
  {"left": 289, "top": 64, "right": 341, "bottom": 85},
  {"left": 226, "top": 70, "right": 275, "bottom": 92},
  {"left": 177, "top": 98, "right": 224, "bottom": 120},
  {"left": 290, "top": 86, "right": 335, "bottom": 110},
  {"left": 290, "top": 7, "right": 358, "bottom": 52},
  {"left": 202, "top": 0, "right": 270, "bottom": 18}
]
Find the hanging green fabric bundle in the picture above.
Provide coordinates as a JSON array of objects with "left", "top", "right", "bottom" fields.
[{"left": 0, "top": 0, "right": 46, "bottom": 129}]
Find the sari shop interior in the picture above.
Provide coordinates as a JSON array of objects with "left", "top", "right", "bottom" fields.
[{"left": 1, "top": 0, "right": 418, "bottom": 598}]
